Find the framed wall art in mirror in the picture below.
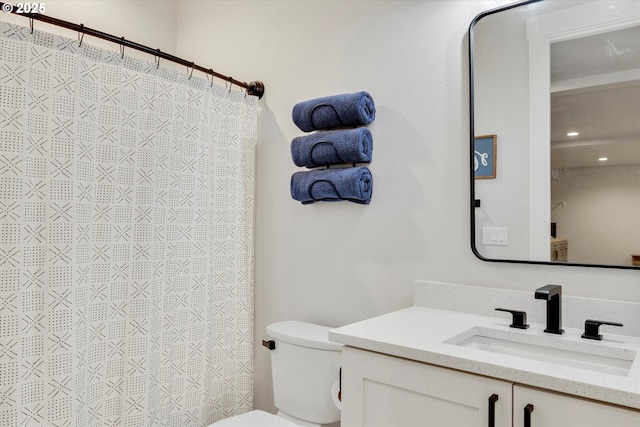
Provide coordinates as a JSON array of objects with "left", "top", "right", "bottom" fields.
[
  {"left": 474, "top": 135, "right": 497, "bottom": 179},
  {"left": 469, "top": 0, "right": 640, "bottom": 269}
]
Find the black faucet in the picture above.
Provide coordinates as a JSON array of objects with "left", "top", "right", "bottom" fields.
[{"left": 535, "top": 284, "right": 564, "bottom": 334}]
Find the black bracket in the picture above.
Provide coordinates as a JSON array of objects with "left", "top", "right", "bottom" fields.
[{"left": 262, "top": 339, "right": 276, "bottom": 350}]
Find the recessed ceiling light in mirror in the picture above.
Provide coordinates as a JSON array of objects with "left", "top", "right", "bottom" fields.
[
  {"left": 599, "top": 157, "right": 608, "bottom": 161},
  {"left": 567, "top": 132, "right": 579, "bottom": 136}
]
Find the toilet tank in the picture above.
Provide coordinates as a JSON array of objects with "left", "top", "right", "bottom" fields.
[{"left": 267, "top": 321, "right": 343, "bottom": 425}]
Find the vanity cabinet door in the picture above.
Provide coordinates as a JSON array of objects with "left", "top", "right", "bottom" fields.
[
  {"left": 342, "top": 347, "right": 513, "bottom": 427},
  {"left": 513, "top": 385, "right": 640, "bottom": 427}
]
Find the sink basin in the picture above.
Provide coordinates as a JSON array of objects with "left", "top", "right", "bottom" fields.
[{"left": 445, "top": 326, "right": 636, "bottom": 376}]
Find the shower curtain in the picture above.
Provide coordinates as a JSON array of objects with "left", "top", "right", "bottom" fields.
[{"left": 0, "top": 22, "right": 256, "bottom": 426}]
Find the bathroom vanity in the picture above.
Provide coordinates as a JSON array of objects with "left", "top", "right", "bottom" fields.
[
  {"left": 340, "top": 347, "right": 637, "bottom": 427},
  {"left": 329, "top": 282, "right": 640, "bottom": 426}
]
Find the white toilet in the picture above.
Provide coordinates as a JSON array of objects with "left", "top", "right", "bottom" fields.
[{"left": 210, "top": 321, "right": 343, "bottom": 427}]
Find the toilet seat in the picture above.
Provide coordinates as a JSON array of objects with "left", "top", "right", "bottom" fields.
[{"left": 209, "top": 410, "right": 299, "bottom": 427}]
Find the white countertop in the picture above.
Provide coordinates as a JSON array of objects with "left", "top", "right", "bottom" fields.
[{"left": 329, "top": 306, "right": 640, "bottom": 410}]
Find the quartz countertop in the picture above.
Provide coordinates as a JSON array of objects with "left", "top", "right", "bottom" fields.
[{"left": 329, "top": 306, "right": 640, "bottom": 410}]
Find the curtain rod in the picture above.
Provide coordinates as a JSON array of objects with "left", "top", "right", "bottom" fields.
[{"left": 0, "top": 3, "right": 265, "bottom": 99}]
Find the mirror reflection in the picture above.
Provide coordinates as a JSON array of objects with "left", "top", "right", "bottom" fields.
[{"left": 471, "top": 0, "right": 640, "bottom": 268}]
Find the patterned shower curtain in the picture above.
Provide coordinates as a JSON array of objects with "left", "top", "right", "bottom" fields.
[{"left": 0, "top": 22, "right": 256, "bottom": 426}]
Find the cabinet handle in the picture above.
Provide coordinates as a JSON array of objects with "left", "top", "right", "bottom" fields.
[
  {"left": 488, "top": 394, "right": 499, "bottom": 427},
  {"left": 524, "top": 404, "right": 534, "bottom": 427}
]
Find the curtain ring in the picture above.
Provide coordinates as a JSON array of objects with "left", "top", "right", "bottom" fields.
[
  {"left": 228, "top": 79, "right": 233, "bottom": 93},
  {"left": 209, "top": 69, "right": 214, "bottom": 87},
  {"left": 188, "top": 62, "right": 195, "bottom": 80},
  {"left": 155, "top": 49, "right": 161, "bottom": 69},
  {"left": 120, "top": 37, "right": 125, "bottom": 59},
  {"left": 78, "top": 24, "right": 85, "bottom": 47},
  {"left": 29, "top": 17, "right": 34, "bottom": 34}
]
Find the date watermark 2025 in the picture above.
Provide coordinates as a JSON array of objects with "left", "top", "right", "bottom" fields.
[{"left": 2, "top": 3, "right": 47, "bottom": 14}]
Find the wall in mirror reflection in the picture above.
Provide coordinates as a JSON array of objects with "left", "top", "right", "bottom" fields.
[{"left": 551, "top": 166, "right": 640, "bottom": 265}]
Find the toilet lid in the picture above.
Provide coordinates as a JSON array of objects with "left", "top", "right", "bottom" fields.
[{"left": 209, "top": 410, "right": 299, "bottom": 427}]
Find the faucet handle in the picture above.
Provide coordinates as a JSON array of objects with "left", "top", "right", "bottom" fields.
[
  {"left": 495, "top": 308, "right": 529, "bottom": 329},
  {"left": 581, "top": 319, "right": 623, "bottom": 341}
]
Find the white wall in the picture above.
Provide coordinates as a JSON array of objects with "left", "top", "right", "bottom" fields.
[
  {"left": 473, "top": 10, "right": 531, "bottom": 259},
  {"left": 175, "top": 0, "right": 640, "bottom": 414},
  {"left": 552, "top": 164, "right": 640, "bottom": 265},
  {"left": 0, "top": 0, "right": 177, "bottom": 56}
]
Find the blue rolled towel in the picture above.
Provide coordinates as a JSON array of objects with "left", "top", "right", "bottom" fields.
[
  {"left": 291, "top": 128, "right": 373, "bottom": 168},
  {"left": 290, "top": 167, "right": 373, "bottom": 205},
  {"left": 292, "top": 91, "right": 376, "bottom": 132}
]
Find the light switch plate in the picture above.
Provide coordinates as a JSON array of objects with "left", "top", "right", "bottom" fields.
[{"left": 482, "top": 227, "right": 508, "bottom": 246}]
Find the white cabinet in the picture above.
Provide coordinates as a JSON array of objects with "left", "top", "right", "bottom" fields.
[
  {"left": 342, "top": 347, "right": 640, "bottom": 427},
  {"left": 342, "top": 347, "right": 513, "bottom": 427},
  {"left": 550, "top": 238, "right": 568, "bottom": 262},
  {"left": 513, "top": 385, "right": 640, "bottom": 427}
]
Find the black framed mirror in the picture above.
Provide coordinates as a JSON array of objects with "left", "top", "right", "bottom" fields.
[{"left": 469, "top": 0, "right": 640, "bottom": 269}]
